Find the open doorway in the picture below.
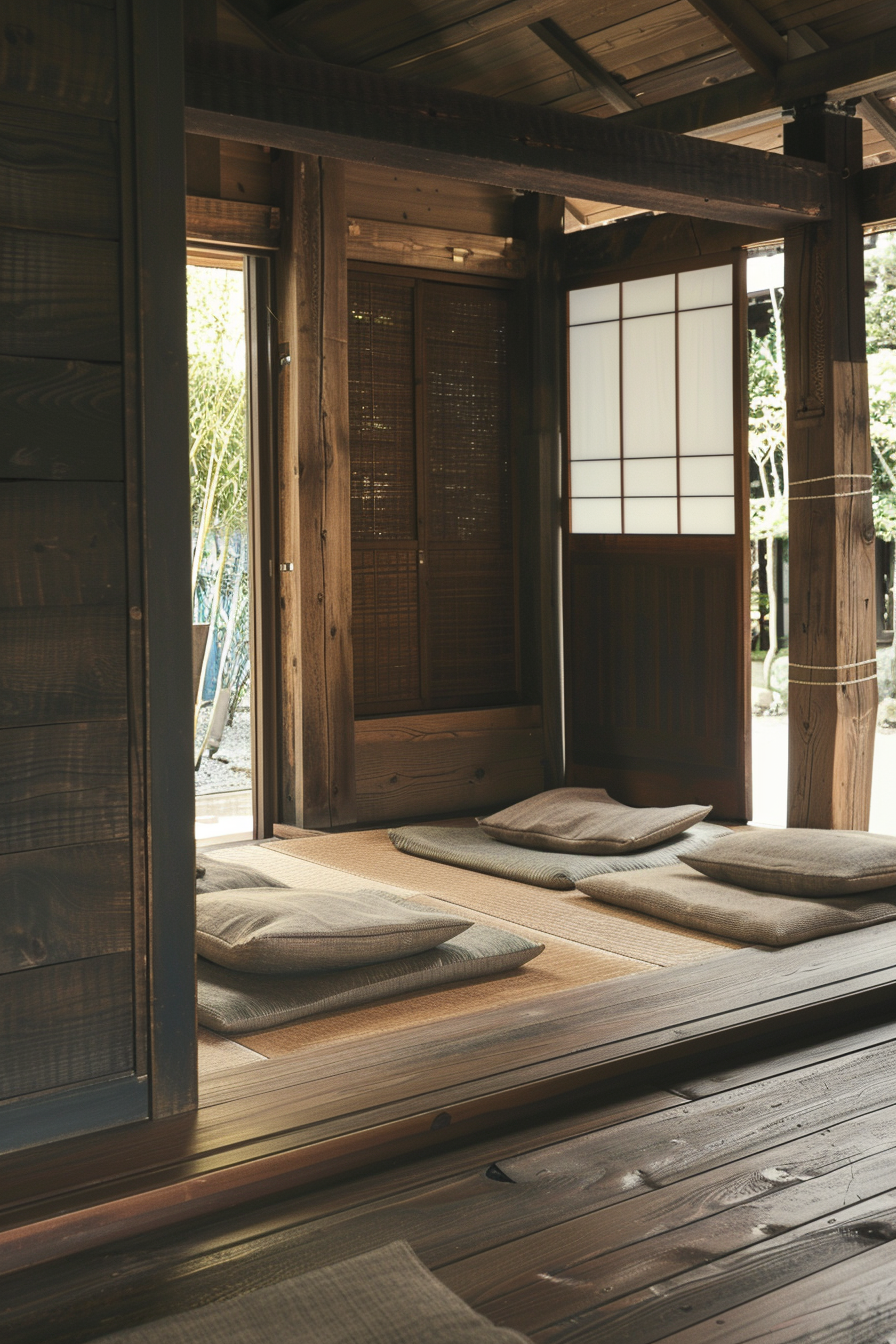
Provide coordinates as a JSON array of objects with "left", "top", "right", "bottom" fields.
[{"left": 188, "top": 253, "right": 254, "bottom": 846}]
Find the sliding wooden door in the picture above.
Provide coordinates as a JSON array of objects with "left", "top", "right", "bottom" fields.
[
  {"left": 348, "top": 268, "right": 519, "bottom": 716},
  {"left": 563, "top": 254, "right": 751, "bottom": 820}
]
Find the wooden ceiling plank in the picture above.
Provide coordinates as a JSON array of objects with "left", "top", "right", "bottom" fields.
[
  {"left": 688, "top": 0, "right": 788, "bottom": 79},
  {"left": 184, "top": 40, "right": 830, "bottom": 228},
  {"left": 528, "top": 16, "right": 640, "bottom": 111}
]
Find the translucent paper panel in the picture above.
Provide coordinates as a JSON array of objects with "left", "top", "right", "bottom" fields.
[
  {"left": 678, "top": 306, "right": 733, "bottom": 456},
  {"left": 680, "top": 496, "right": 735, "bottom": 534},
  {"left": 622, "top": 314, "right": 676, "bottom": 457},
  {"left": 570, "top": 458, "right": 621, "bottom": 497},
  {"left": 568, "top": 322, "right": 620, "bottom": 460},
  {"left": 679, "top": 454, "right": 734, "bottom": 496},
  {"left": 569, "top": 283, "right": 619, "bottom": 326},
  {"left": 625, "top": 498, "right": 678, "bottom": 534},
  {"left": 678, "top": 264, "right": 732, "bottom": 310},
  {"left": 571, "top": 497, "right": 622, "bottom": 533},
  {"left": 622, "top": 273, "right": 676, "bottom": 318},
  {"left": 624, "top": 457, "right": 677, "bottom": 497}
]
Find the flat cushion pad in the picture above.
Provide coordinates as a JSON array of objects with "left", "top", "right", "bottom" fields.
[
  {"left": 389, "top": 822, "right": 729, "bottom": 890},
  {"left": 478, "top": 787, "right": 712, "bottom": 855},
  {"left": 196, "top": 887, "right": 472, "bottom": 973},
  {"left": 196, "top": 858, "right": 285, "bottom": 893},
  {"left": 683, "top": 828, "right": 896, "bottom": 897},
  {"left": 197, "top": 924, "right": 543, "bottom": 1033},
  {"left": 576, "top": 862, "right": 896, "bottom": 946}
]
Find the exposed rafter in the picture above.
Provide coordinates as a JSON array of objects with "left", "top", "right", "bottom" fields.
[
  {"left": 688, "top": 0, "right": 787, "bottom": 81},
  {"left": 620, "top": 24, "right": 896, "bottom": 136},
  {"left": 528, "top": 18, "right": 639, "bottom": 114},
  {"left": 184, "top": 41, "right": 830, "bottom": 230},
  {"left": 222, "top": 0, "right": 321, "bottom": 59},
  {"left": 359, "top": 0, "right": 570, "bottom": 73}
]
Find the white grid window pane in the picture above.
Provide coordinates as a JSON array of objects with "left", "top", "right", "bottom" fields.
[
  {"left": 678, "top": 264, "right": 733, "bottom": 310},
  {"left": 680, "top": 496, "right": 735, "bottom": 534},
  {"left": 622, "top": 314, "right": 676, "bottom": 457},
  {"left": 679, "top": 454, "right": 734, "bottom": 496},
  {"left": 570, "top": 459, "right": 621, "bottom": 496},
  {"left": 569, "top": 282, "right": 619, "bottom": 326},
  {"left": 624, "top": 457, "right": 677, "bottom": 497},
  {"left": 622, "top": 273, "right": 675, "bottom": 318},
  {"left": 571, "top": 497, "right": 622, "bottom": 534},
  {"left": 625, "top": 498, "right": 678, "bottom": 534},
  {"left": 569, "top": 322, "right": 620, "bottom": 460},
  {"left": 679, "top": 306, "right": 733, "bottom": 456}
]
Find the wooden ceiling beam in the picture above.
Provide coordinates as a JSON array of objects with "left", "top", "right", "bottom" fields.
[
  {"left": 788, "top": 26, "right": 896, "bottom": 157},
  {"left": 528, "top": 18, "right": 640, "bottom": 113},
  {"left": 687, "top": 0, "right": 787, "bottom": 81},
  {"left": 359, "top": 0, "right": 572, "bottom": 74},
  {"left": 620, "top": 24, "right": 896, "bottom": 136},
  {"left": 183, "top": 41, "right": 830, "bottom": 229}
]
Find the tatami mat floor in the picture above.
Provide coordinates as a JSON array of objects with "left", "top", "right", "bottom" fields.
[{"left": 197, "top": 831, "right": 743, "bottom": 1076}]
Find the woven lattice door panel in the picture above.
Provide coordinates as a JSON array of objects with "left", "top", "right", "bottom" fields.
[
  {"left": 421, "top": 284, "right": 517, "bottom": 706},
  {"left": 349, "top": 275, "right": 422, "bottom": 713}
]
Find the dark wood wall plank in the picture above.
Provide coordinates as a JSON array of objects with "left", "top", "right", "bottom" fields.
[
  {"left": 0, "top": 229, "right": 120, "bottom": 362},
  {"left": 0, "top": 607, "right": 127, "bottom": 727},
  {"left": 0, "top": 718, "right": 129, "bottom": 855},
  {"left": 0, "top": 482, "right": 125, "bottom": 605},
  {"left": 0, "top": 0, "right": 118, "bottom": 120},
  {"left": 0, "top": 954, "right": 134, "bottom": 1101},
  {"left": 0, "top": 356, "right": 122, "bottom": 481},
  {"left": 0, "top": 839, "right": 132, "bottom": 975},
  {"left": 0, "top": 104, "right": 119, "bottom": 239}
]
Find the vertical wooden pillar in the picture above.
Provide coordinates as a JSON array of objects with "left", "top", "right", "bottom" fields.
[
  {"left": 784, "top": 103, "right": 877, "bottom": 829},
  {"left": 513, "top": 193, "right": 565, "bottom": 788},
  {"left": 277, "top": 154, "right": 356, "bottom": 829}
]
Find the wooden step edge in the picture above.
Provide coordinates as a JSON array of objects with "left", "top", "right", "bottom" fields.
[{"left": 1, "top": 971, "right": 894, "bottom": 1280}]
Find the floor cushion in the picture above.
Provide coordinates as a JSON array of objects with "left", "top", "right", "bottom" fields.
[
  {"left": 196, "top": 888, "right": 472, "bottom": 973},
  {"left": 389, "top": 822, "right": 729, "bottom": 890},
  {"left": 95, "top": 1240, "right": 532, "bottom": 1343},
  {"left": 196, "top": 858, "right": 285, "bottom": 894},
  {"left": 478, "top": 787, "right": 712, "bottom": 855},
  {"left": 198, "top": 924, "right": 544, "bottom": 1032},
  {"left": 576, "top": 862, "right": 896, "bottom": 946},
  {"left": 683, "top": 828, "right": 896, "bottom": 897}
]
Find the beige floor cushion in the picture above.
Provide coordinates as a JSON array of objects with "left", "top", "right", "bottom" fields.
[
  {"left": 478, "top": 787, "right": 712, "bottom": 854},
  {"left": 576, "top": 862, "right": 896, "bottom": 946},
  {"left": 683, "top": 828, "right": 896, "bottom": 896},
  {"left": 196, "top": 858, "right": 285, "bottom": 894},
  {"left": 390, "top": 821, "right": 729, "bottom": 890},
  {"left": 196, "top": 888, "right": 472, "bottom": 973},
  {"left": 197, "top": 924, "right": 544, "bottom": 1032},
  {"left": 95, "top": 1241, "right": 532, "bottom": 1343}
]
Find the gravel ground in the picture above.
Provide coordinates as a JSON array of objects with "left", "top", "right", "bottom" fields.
[{"left": 195, "top": 704, "right": 252, "bottom": 794}]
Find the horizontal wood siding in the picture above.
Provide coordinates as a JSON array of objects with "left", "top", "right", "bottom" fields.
[
  {"left": 354, "top": 705, "right": 544, "bottom": 823},
  {"left": 346, "top": 218, "right": 524, "bottom": 278},
  {"left": 0, "top": 0, "right": 192, "bottom": 1141}
]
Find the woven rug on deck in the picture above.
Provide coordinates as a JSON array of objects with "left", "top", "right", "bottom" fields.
[
  {"left": 255, "top": 833, "right": 741, "bottom": 965},
  {"left": 201, "top": 841, "right": 661, "bottom": 1056}
]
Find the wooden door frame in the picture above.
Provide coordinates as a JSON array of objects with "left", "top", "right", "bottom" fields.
[{"left": 561, "top": 248, "right": 752, "bottom": 818}]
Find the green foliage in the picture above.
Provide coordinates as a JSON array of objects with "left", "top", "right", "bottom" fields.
[
  {"left": 748, "top": 285, "right": 788, "bottom": 541},
  {"left": 866, "top": 235, "right": 896, "bottom": 542},
  {"left": 187, "top": 265, "right": 249, "bottom": 726}
]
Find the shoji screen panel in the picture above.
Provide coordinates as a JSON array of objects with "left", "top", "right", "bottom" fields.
[
  {"left": 568, "top": 264, "right": 736, "bottom": 537},
  {"left": 563, "top": 254, "right": 750, "bottom": 821}
]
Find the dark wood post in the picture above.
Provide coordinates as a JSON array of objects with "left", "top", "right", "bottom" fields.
[
  {"left": 277, "top": 154, "right": 356, "bottom": 829},
  {"left": 514, "top": 193, "right": 565, "bottom": 788},
  {"left": 784, "top": 102, "right": 877, "bottom": 829}
]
